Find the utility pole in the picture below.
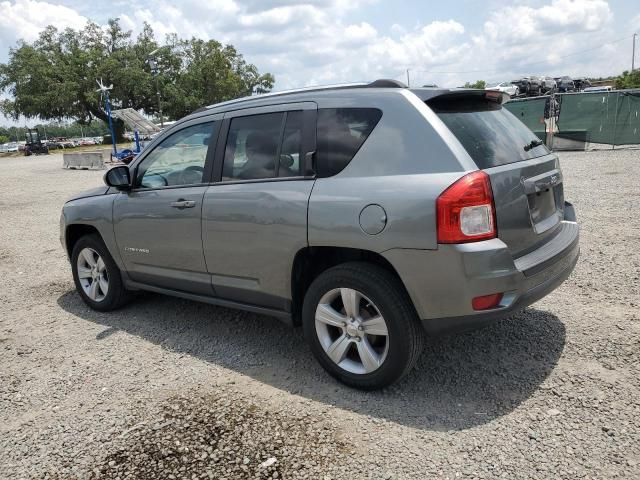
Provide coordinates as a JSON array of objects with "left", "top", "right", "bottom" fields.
[
  {"left": 156, "top": 80, "right": 163, "bottom": 128},
  {"left": 148, "top": 47, "right": 166, "bottom": 128},
  {"left": 633, "top": 33, "right": 637, "bottom": 71},
  {"left": 406, "top": 69, "right": 410, "bottom": 87}
]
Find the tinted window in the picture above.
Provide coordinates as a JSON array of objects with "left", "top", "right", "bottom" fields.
[
  {"left": 316, "top": 108, "right": 382, "bottom": 177},
  {"left": 429, "top": 96, "right": 549, "bottom": 169},
  {"left": 222, "top": 111, "right": 304, "bottom": 181},
  {"left": 136, "top": 122, "right": 215, "bottom": 188},
  {"left": 280, "top": 111, "right": 304, "bottom": 175}
]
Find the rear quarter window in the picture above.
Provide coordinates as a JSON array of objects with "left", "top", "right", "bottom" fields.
[
  {"left": 316, "top": 108, "right": 382, "bottom": 177},
  {"left": 428, "top": 96, "right": 549, "bottom": 169}
]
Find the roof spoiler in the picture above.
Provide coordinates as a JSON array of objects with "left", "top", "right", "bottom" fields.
[{"left": 423, "top": 89, "right": 510, "bottom": 105}]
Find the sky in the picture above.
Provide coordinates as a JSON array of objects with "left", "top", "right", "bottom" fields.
[{"left": 1, "top": 0, "right": 639, "bottom": 125}]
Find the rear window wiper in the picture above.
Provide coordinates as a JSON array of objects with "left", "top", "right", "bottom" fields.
[{"left": 524, "top": 139, "right": 544, "bottom": 151}]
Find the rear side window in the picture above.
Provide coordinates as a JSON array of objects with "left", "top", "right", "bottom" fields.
[
  {"left": 222, "top": 111, "right": 304, "bottom": 181},
  {"left": 316, "top": 108, "right": 382, "bottom": 177},
  {"left": 428, "top": 96, "right": 549, "bottom": 169}
]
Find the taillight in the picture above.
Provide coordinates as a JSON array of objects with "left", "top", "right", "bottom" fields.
[{"left": 437, "top": 171, "right": 496, "bottom": 243}]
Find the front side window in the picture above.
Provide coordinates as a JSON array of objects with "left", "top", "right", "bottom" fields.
[
  {"left": 136, "top": 122, "right": 216, "bottom": 188},
  {"left": 316, "top": 108, "right": 382, "bottom": 178},
  {"left": 222, "top": 111, "right": 304, "bottom": 181}
]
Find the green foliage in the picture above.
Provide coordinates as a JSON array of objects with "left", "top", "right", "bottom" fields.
[
  {"left": 463, "top": 80, "right": 486, "bottom": 89},
  {"left": 614, "top": 70, "right": 640, "bottom": 89},
  {"left": 0, "top": 134, "right": 9, "bottom": 144},
  {"left": 0, "top": 19, "right": 274, "bottom": 130}
]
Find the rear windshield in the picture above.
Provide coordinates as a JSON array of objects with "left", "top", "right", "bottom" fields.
[{"left": 428, "top": 96, "right": 549, "bottom": 169}]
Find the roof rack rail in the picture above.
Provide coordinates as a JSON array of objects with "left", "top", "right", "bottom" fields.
[{"left": 200, "top": 79, "right": 408, "bottom": 112}]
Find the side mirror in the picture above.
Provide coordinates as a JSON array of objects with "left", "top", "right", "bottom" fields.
[{"left": 104, "top": 165, "right": 132, "bottom": 190}]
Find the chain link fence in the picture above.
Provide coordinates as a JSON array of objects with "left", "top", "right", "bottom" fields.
[{"left": 505, "top": 90, "right": 640, "bottom": 150}]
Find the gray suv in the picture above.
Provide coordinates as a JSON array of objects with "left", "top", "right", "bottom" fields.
[{"left": 60, "top": 80, "right": 579, "bottom": 390}]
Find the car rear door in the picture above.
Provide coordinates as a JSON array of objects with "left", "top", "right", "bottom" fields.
[
  {"left": 113, "top": 116, "right": 221, "bottom": 295},
  {"left": 202, "top": 102, "right": 317, "bottom": 311},
  {"left": 428, "top": 92, "right": 569, "bottom": 257}
]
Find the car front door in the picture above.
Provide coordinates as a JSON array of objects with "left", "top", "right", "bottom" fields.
[
  {"left": 202, "top": 103, "right": 317, "bottom": 312},
  {"left": 113, "top": 117, "right": 220, "bottom": 295}
]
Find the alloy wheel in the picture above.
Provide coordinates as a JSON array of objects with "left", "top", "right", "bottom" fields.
[
  {"left": 76, "top": 247, "right": 109, "bottom": 302},
  {"left": 314, "top": 288, "right": 389, "bottom": 375}
]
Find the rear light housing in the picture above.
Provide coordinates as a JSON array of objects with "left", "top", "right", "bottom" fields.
[{"left": 437, "top": 171, "right": 497, "bottom": 243}]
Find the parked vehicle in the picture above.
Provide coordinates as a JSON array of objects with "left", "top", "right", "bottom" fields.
[
  {"left": 44, "top": 140, "right": 63, "bottom": 150},
  {"left": 4, "top": 142, "right": 19, "bottom": 152},
  {"left": 52, "top": 138, "right": 77, "bottom": 148},
  {"left": 540, "top": 77, "right": 557, "bottom": 93},
  {"left": 60, "top": 80, "right": 580, "bottom": 390},
  {"left": 511, "top": 76, "right": 543, "bottom": 96},
  {"left": 485, "top": 81, "right": 519, "bottom": 97},
  {"left": 573, "top": 78, "right": 592, "bottom": 91},
  {"left": 554, "top": 76, "right": 575, "bottom": 92}
]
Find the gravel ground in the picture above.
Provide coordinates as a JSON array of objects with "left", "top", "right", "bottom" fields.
[{"left": 1, "top": 150, "right": 639, "bottom": 479}]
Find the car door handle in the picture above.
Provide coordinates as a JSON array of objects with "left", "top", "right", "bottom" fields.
[{"left": 170, "top": 200, "right": 196, "bottom": 209}]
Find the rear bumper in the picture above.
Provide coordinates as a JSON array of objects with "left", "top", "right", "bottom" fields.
[{"left": 383, "top": 213, "right": 579, "bottom": 335}]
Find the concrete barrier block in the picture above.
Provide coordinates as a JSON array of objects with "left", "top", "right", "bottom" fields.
[{"left": 63, "top": 151, "right": 106, "bottom": 170}]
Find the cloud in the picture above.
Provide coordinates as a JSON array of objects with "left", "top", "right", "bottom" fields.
[
  {"left": 98, "top": 0, "right": 622, "bottom": 89},
  {"left": 483, "top": 0, "right": 612, "bottom": 45},
  {"left": 0, "top": 0, "right": 87, "bottom": 51},
  {"left": 0, "top": 0, "right": 632, "bottom": 112}
]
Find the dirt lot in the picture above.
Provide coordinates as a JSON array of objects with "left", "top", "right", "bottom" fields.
[{"left": 1, "top": 150, "right": 639, "bottom": 479}]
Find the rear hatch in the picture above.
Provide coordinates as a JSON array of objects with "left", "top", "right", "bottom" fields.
[{"left": 427, "top": 91, "right": 565, "bottom": 258}]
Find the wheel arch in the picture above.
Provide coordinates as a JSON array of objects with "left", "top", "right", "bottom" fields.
[
  {"left": 64, "top": 222, "right": 126, "bottom": 271},
  {"left": 65, "top": 223, "right": 101, "bottom": 257},
  {"left": 290, "top": 246, "right": 410, "bottom": 326}
]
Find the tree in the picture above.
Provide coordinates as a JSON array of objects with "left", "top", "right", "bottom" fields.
[
  {"left": 0, "top": 19, "right": 274, "bottom": 137},
  {"left": 614, "top": 70, "right": 640, "bottom": 89},
  {"left": 463, "top": 80, "right": 486, "bottom": 89},
  {"left": 160, "top": 37, "right": 275, "bottom": 120},
  {"left": 0, "top": 134, "right": 9, "bottom": 144}
]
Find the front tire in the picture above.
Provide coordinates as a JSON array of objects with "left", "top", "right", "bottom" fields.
[
  {"left": 71, "top": 234, "right": 129, "bottom": 311},
  {"left": 302, "top": 262, "right": 424, "bottom": 390}
]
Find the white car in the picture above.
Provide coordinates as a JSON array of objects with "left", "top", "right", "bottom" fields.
[
  {"left": 583, "top": 86, "right": 612, "bottom": 93},
  {"left": 485, "top": 81, "right": 519, "bottom": 97}
]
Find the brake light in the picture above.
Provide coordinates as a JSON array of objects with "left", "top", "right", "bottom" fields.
[{"left": 437, "top": 171, "right": 496, "bottom": 243}]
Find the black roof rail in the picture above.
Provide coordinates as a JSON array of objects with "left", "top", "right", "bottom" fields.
[{"left": 367, "top": 79, "right": 408, "bottom": 88}]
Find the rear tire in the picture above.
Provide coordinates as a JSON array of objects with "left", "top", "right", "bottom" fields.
[
  {"left": 71, "top": 234, "right": 129, "bottom": 311},
  {"left": 302, "top": 262, "right": 424, "bottom": 390}
]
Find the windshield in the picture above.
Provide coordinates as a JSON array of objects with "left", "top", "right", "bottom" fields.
[{"left": 428, "top": 95, "right": 550, "bottom": 169}]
